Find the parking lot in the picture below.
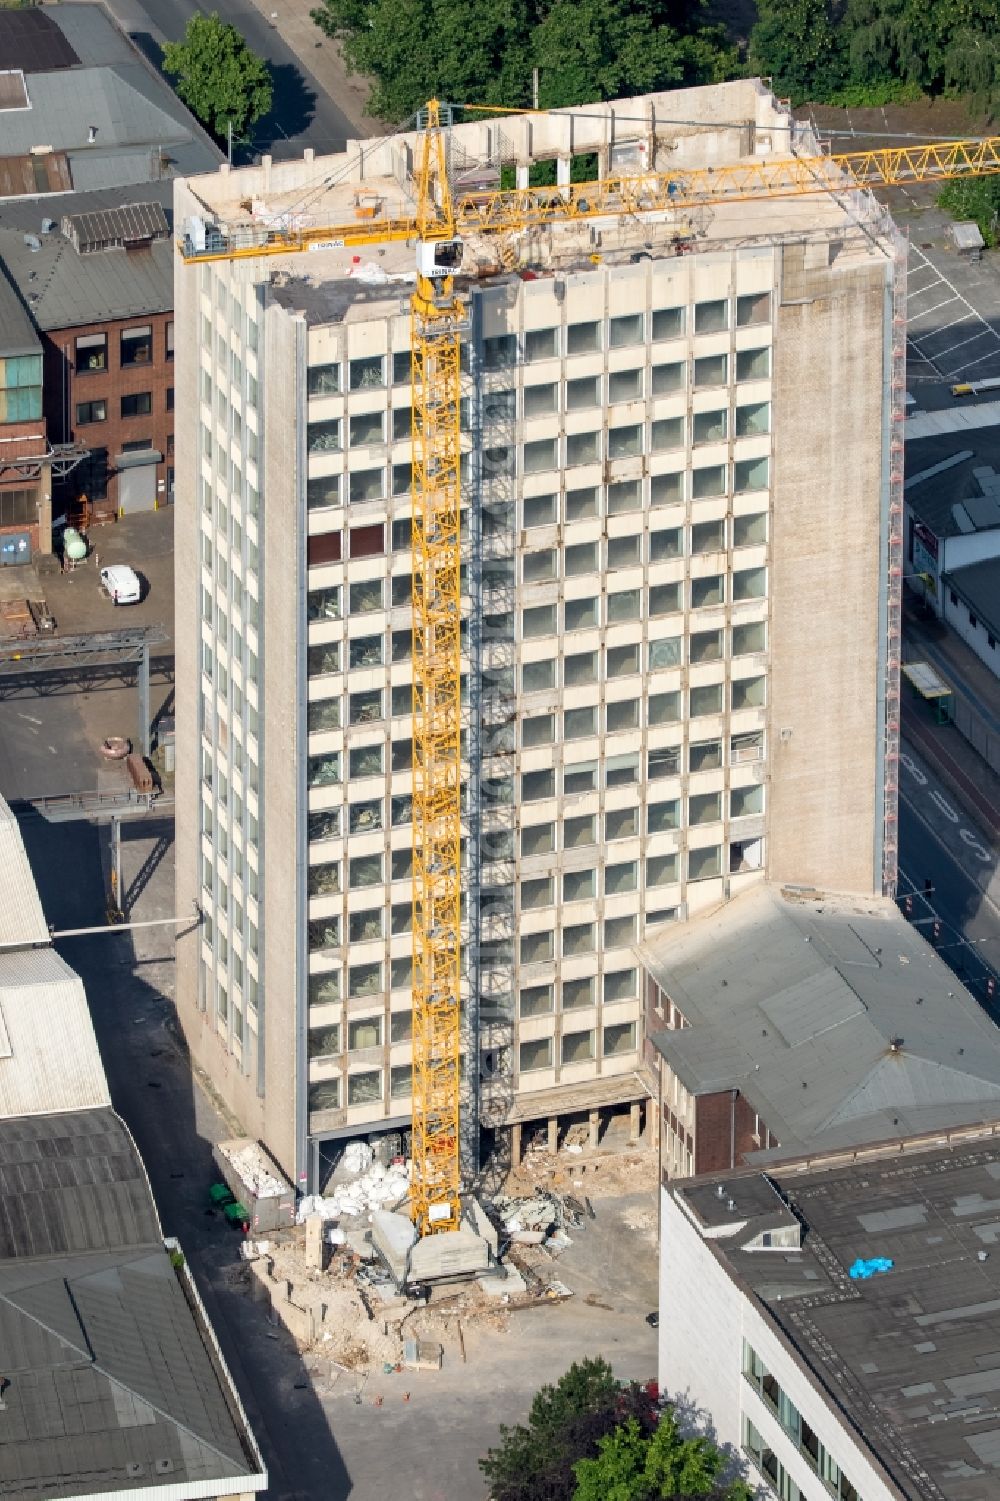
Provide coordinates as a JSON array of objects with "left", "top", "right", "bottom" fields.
[{"left": 0, "top": 508, "right": 174, "bottom": 801}]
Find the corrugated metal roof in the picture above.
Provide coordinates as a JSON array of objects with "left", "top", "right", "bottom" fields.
[
  {"left": 63, "top": 201, "right": 168, "bottom": 253},
  {"left": 0, "top": 150, "right": 73, "bottom": 198},
  {"left": 0, "top": 797, "right": 49, "bottom": 946},
  {"left": 0, "top": 947, "right": 110, "bottom": 1119},
  {"left": 646, "top": 883, "right": 1000, "bottom": 1159}
]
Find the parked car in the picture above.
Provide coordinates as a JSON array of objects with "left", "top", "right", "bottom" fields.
[{"left": 100, "top": 564, "right": 142, "bottom": 605}]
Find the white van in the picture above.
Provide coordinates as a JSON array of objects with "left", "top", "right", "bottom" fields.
[{"left": 100, "top": 564, "right": 142, "bottom": 605}]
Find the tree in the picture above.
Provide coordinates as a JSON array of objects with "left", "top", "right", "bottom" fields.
[
  {"left": 162, "top": 14, "right": 273, "bottom": 142},
  {"left": 479, "top": 1358, "right": 659, "bottom": 1501},
  {"left": 573, "top": 1413, "right": 754, "bottom": 1501},
  {"left": 747, "top": 0, "right": 843, "bottom": 102}
]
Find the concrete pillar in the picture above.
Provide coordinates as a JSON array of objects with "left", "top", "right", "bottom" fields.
[
  {"left": 589, "top": 1110, "right": 600, "bottom": 1151},
  {"left": 510, "top": 1122, "right": 522, "bottom": 1165},
  {"left": 645, "top": 1100, "right": 657, "bottom": 1144},
  {"left": 547, "top": 1116, "right": 558, "bottom": 1154},
  {"left": 262, "top": 154, "right": 272, "bottom": 190},
  {"left": 557, "top": 157, "right": 571, "bottom": 189},
  {"left": 516, "top": 164, "right": 530, "bottom": 191},
  {"left": 305, "top": 1214, "right": 325, "bottom": 1270},
  {"left": 304, "top": 148, "right": 315, "bottom": 164},
  {"left": 629, "top": 1101, "right": 642, "bottom": 1145}
]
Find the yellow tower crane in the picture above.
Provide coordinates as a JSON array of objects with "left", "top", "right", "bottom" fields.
[{"left": 179, "top": 107, "right": 1000, "bottom": 1237}]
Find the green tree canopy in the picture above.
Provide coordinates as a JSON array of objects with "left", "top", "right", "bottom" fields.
[
  {"left": 573, "top": 1413, "right": 753, "bottom": 1501},
  {"left": 162, "top": 14, "right": 273, "bottom": 141},
  {"left": 479, "top": 1358, "right": 659, "bottom": 1501},
  {"left": 747, "top": 0, "right": 843, "bottom": 101},
  {"left": 311, "top": 0, "right": 735, "bottom": 122}
]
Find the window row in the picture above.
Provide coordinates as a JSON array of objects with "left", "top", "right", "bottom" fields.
[
  {"left": 519, "top": 970, "right": 638, "bottom": 1016},
  {"left": 76, "top": 390, "right": 173, "bottom": 425},
  {"left": 522, "top": 570, "right": 766, "bottom": 639},
  {"left": 307, "top": 1068, "right": 412, "bottom": 1114},
  {"left": 518, "top": 1022, "right": 637, "bottom": 1072},
  {"left": 522, "top": 626, "right": 766, "bottom": 696},
  {"left": 75, "top": 322, "right": 172, "bottom": 375},
  {"left": 521, "top": 734, "right": 762, "bottom": 798},
  {"left": 743, "top": 1343, "right": 863, "bottom": 1501},
  {"left": 519, "top": 679, "right": 765, "bottom": 744}
]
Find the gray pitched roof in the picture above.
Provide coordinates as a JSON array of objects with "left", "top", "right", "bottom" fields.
[
  {"left": 0, "top": 274, "right": 40, "bottom": 357},
  {"left": 0, "top": 1111, "right": 262, "bottom": 1500},
  {"left": 645, "top": 883, "right": 1000, "bottom": 1160},
  {"left": 0, "top": 219, "right": 173, "bottom": 330},
  {"left": 944, "top": 555, "right": 1000, "bottom": 639}
]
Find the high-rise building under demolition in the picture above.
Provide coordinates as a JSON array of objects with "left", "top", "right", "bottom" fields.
[{"left": 173, "top": 81, "right": 903, "bottom": 1190}]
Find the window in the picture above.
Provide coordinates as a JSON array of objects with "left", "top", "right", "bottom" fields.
[
  {"left": 648, "top": 746, "right": 681, "bottom": 780},
  {"left": 348, "top": 960, "right": 382, "bottom": 997},
  {"left": 308, "top": 972, "right": 340, "bottom": 1006},
  {"left": 734, "top": 566, "right": 766, "bottom": 601},
  {"left": 520, "top": 1038, "right": 553, "bottom": 1071},
  {"left": 483, "top": 334, "right": 516, "bottom": 369},
  {"left": 308, "top": 697, "right": 341, "bottom": 733},
  {"left": 565, "top": 814, "right": 596, "bottom": 849},
  {"left": 524, "top": 549, "right": 556, "bottom": 583},
  {"left": 390, "top": 1065, "right": 412, "bottom": 1099},
  {"left": 308, "top": 861, "right": 340, "bottom": 896},
  {"left": 120, "top": 324, "right": 152, "bottom": 366},
  {"left": 524, "top": 438, "right": 557, "bottom": 474},
  {"left": 562, "top": 1029, "right": 595, "bottom": 1063},
  {"left": 522, "top": 713, "right": 554, "bottom": 747},
  {"left": 735, "top": 401, "right": 770, "bottom": 437},
  {"left": 651, "top": 417, "right": 683, "bottom": 452},
  {"left": 652, "top": 306, "right": 684, "bottom": 340},
  {"left": 520, "top": 984, "right": 553, "bottom": 1018},
  {"left": 649, "top": 635, "right": 681, "bottom": 670},
  {"left": 308, "top": 418, "right": 342, "bottom": 453},
  {"left": 350, "top": 578, "right": 383, "bottom": 614},
  {"left": 166, "top": 322, "right": 175, "bottom": 361},
  {"left": 648, "top": 798, "right": 680, "bottom": 834},
  {"left": 525, "top": 327, "right": 558, "bottom": 361},
  {"left": 693, "top": 520, "right": 726, "bottom": 556},
  {"left": 606, "top": 970, "right": 637, "bottom": 1004},
  {"left": 603, "top": 1021, "right": 636, "bottom": 1056},
  {"left": 307, "top": 751, "right": 340, "bottom": 787},
  {"left": 693, "top": 465, "right": 727, "bottom": 499},
  {"left": 392, "top": 350, "right": 411, "bottom": 384},
  {"left": 523, "top": 659, "right": 556, "bottom": 692},
  {"left": 694, "top": 353, "right": 728, "bottom": 388},
  {"left": 524, "top": 492, "right": 556, "bottom": 527},
  {"left": 651, "top": 472, "right": 683, "bottom": 507},
  {"left": 565, "top": 706, "right": 597, "bottom": 739},
  {"left": 309, "top": 808, "right": 341, "bottom": 841},
  {"left": 608, "top": 643, "right": 639, "bottom": 677},
  {"left": 737, "top": 291, "right": 771, "bottom": 327},
  {"left": 349, "top": 468, "right": 384, "bottom": 504},
  {"left": 391, "top": 574, "right": 412, "bottom": 607},
  {"left": 690, "top": 791, "right": 722, "bottom": 826},
  {"left": 690, "top": 683, "right": 723, "bottom": 717},
  {"left": 308, "top": 585, "right": 341, "bottom": 622},
  {"left": 350, "top": 411, "right": 385, "bottom": 446},
  {"left": 76, "top": 331, "right": 107, "bottom": 373},
  {"left": 522, "top": 821, "right": 555, "bottom": 856},
  {"left": 609, "top": 313, "right": 643, "bottom": 348},
  {"left": 647, "top": 853, "right": 679, "bottom": 887},
  {"left": 649, "top": 691, "right": 680, "bottom": 726},
  {"left": 567, "top": 430, "right": 599, "bottom": 466},
  {"left": 735, "top": 456, "right": 769, "bottom": 492},
  {"left": 565, "top": 596, "right": 598, "bottom": 631},
  {"left": 522, "top": 769, "right": 555, "bottom": 802},
  {"left": 607, "top": 752, "right": 639, "bottom": 787},
  {"left": 524, "top": 382, "right": 557, "bottom": 418},
  {"left": 349, "top": 355, "right": 384, "bottom": 390},
  {"left": 607, "top": 481, "right": 641, "bottom": 515},
  {"left": 608, "top": 589, "right": 640, "bottom": 624},
  {"left": 309, "top": 1079, "right": 341, "bottom": 1113},
  {"left": 734, "top": 511, "right": 767, "bottom": 548},
  {"left": 76, "top": 399, "right": 106, "bottom": 424},
  {"left": 608, "top": 423, "right": 643, "bottom": 460},
  {"left": 564, "top": 759, "right": 598, "bottom": 795},
  {"left": 349, "top": 854, "right": 383, "bottom": 890},
  {"left": 166, "top": 387, "right": 174, "bottom": 412},
  {"left": 392, "top": 406, "right": 413, "bottom": 441},
  {"left": 350, "top": 797, "right": 383, "bottom": 833},
  {"left": 121, "top": 391, "right": 152, "bottom": 418},
  {"left": 649, "top": 583, "right": 682, "bottom": 617},
  {"left": 609, "top": 368, "right": 643, "bottom": 403},
  {"left": 689, "top": 845, "right": 722, "bottom": 881},
  {"left": 522, "top": 876, "right": 554, "bottom": 910},
  {"left": 563, "top": 923, "right": 595, "bottom": 956},
  {"left": 732, "top": 784, "right": 764, "bottom": 818},
  {"left": 732, "top": 675, "right": 766, "bottom": 711},
  {"left": 736, "top": 346, "right": 771, "bottom": 381},
  {"left": 523, "top": 603, "right": 556, "bottom": 639},
  {"left": 566, "top": 485, "right": 598, "bottom": 520},
  {"left": 695, "top": 299, "right": 728, "bottom": 334},
  {"left": 690, "top": 739, "right": 722, "bottom": 772},
  {"left": 651, "top": 361, "right": 684, "bottom": 397},
  {"left": 693, "top": 408, "right": 727, "bottom": 444},
  {"left": 521, "top": 930, "right": 554, "bottom": 963},
  {"left": 607, "top": 698, "right": 639, "bottom": 733},
  {"left": 307, "top": 363, "right": 340, "bottom": 396},
  {"left": 650, "top": 527, "right": 682, "bottom": 562},
  {"left": 349, "top": 633, "right": 383, "bottom": 669},
  {"left": 605, "top": 860, "right": 637, "bottom": 895},
  {"left": 307, "top": 475, "right": 340, "bottom": 511},
  {"left": 567, "top": 320, "right": 601, "bottom": 354},
  {"left": 348, "top": 1071, "right": 382, "bottom": 1105},
  {"left": 566, "top": 542, "right": 598, "bottom": 576},
  {"left": 733, "top": 620, "right": 766, "bottom": 655},
  {"left": 564, "top": 868, "right": 596, "bottom": 902}
]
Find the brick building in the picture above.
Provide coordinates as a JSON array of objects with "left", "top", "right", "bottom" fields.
[{"left": 0, "top": 2, "right": 220, "bottom": 551}]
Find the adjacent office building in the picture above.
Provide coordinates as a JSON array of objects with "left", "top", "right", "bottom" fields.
[{"left": 173, "top": 80, "right": 903, "bottom": 1188}]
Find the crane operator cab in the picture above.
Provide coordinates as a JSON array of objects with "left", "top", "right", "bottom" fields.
[{"left": 417, "top": 239, "right": 463, "bottom": 278}]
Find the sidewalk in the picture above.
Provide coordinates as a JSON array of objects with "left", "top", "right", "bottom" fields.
[{"left": 244, "top": 0, "right": 387, "bottom": 139}]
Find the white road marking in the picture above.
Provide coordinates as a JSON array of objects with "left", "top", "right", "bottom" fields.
[
  {"left": 929, "top": 790, "right": 960, "bottom": 824},
  {"left": 960, "top": 829, "right": 993, "bottom": 864},
  {"left": 900, "top": 752, "right": 927, "bottom": 786},
  {"left": 16, "top": 713, "right": 41, "bottom": 726}
]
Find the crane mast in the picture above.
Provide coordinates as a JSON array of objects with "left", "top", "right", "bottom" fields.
[{"left": 409, "top": 103, "right": 464, "bottom": 1233}]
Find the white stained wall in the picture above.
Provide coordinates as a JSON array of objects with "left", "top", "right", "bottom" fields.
[
  {"left": 659, "top": 1188, "right": 899, "bottom": 1501},
  {"left": 943, "top": 583, "right": 1000, "bottom": 678}
]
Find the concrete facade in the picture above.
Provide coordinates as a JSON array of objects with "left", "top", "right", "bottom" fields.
[{"left": 173, "top": 82, "right": 899, "bottom": 1189}]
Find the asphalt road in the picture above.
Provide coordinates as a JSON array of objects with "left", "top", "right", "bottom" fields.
[
  {"left": 898, "top": 735, "right": 1000, "bottom": 1016},
  {"left": 105, "top": 0, "right": 358, "bottom": 160}
]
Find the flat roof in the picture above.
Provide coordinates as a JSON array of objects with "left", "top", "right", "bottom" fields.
[
  {"left": 645, "top": 883, "right": 1000, "bottom": 1161},
  {"left": 945, "top": 556, "right": 1000, "bottom": 640},
  {"left": 179, "top": 79, "right": 894, "bottom": 312},
  {"left": 674, "top": 1137, "right": 1000, "bottom": 1501}
]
